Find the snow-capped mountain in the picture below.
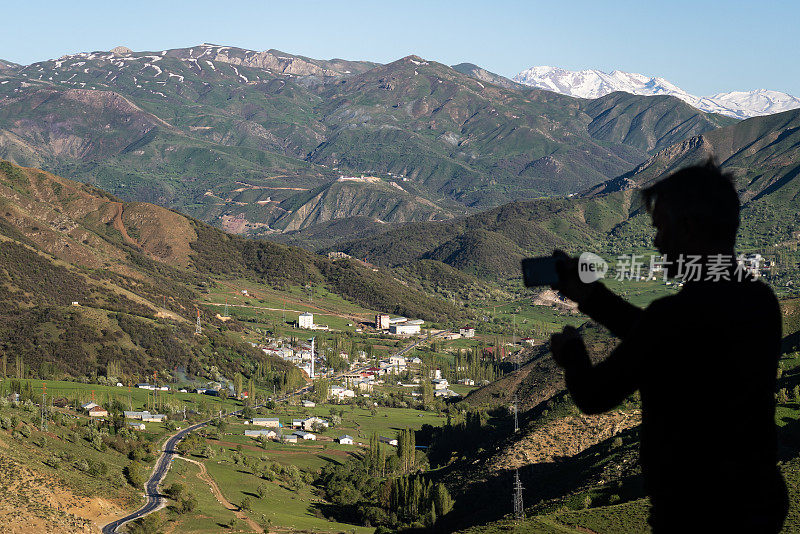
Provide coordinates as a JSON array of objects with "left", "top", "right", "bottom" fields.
[{"left": 512, "top": 66, "right": 800, "bottom": 119}]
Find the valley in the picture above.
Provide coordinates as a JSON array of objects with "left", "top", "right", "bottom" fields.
[{"left": 0, "top": 32, "right": 800, "bottom": 534}]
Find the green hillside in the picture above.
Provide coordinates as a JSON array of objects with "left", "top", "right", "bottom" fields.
[
  {"left": 0, "top": 160, "right": 462, "bottom": 386},
  {"left": 333, "top": 108, "right": 800, "bottom": 297}
]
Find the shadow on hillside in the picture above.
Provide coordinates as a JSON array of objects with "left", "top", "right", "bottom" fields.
[
  {"left": 778, "top": 416, "right": 800, "bottom": 462},
  {"left": 433, "top": 426, "right": 645, "bottom": 532}
]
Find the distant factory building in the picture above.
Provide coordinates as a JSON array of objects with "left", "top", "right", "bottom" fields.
[
  {"left": 390, "top": 323, "right": 421, "bottom": 335},
  {"left": 376, "top": 314, "right": 390, "bottom": 330}
]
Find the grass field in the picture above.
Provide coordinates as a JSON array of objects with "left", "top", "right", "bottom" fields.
[
  {"left": 161, "top": 458, "right": 239, "bottom": 532},
  {"left": 240, "top": 404, "right": 444, "bottom": 441},
  {"left": 203, "top": 279, "right": 380, "bottom": 334},
  {"left": 203, "top": 451, "right": 373, "bottom": 533},
  {"left": 16, "top": 379, "right": 244, "bottom": 418}
]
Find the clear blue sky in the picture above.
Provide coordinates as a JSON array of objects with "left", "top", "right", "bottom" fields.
[{"left": 2, "top": 0, "right": 798, "bottom": 96}]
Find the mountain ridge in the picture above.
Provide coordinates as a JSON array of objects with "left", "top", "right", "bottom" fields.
[
  {"left": 0, "top": 45, "right": 740, "bottom": 239},
  {"left": 513, "top": 65, "right": 800, "bottom": 119}
]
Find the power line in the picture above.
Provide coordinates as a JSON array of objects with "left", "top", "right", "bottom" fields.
[
  {"left": 513, "top": 394, "right": 519, "bottom": 433},
  {"left": 513, "top": 469, "right": 525, "bottom": 522},
  {"left": 40, "top": 382, "right": 47, "bottom": 432},
  {"left": 510, "top": 322, "right": 524, "bottom": 522}
]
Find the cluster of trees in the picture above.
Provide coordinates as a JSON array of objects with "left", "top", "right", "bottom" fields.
[
  {"left": 320, "top": 426, "right": 453, "bottom": 529},
  {"left": 425, "top": 408, "right": 499, "bottom": 468},
  {"left": 165, "top": 482, "right": 197, "bottom": 514},
  {"left": 389, "top": 475, "right": 454, "bottom": 528}
]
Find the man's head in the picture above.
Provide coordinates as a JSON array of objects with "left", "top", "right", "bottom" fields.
[{"left": 642, "top": 160, "right": 739, "bottom": 262}]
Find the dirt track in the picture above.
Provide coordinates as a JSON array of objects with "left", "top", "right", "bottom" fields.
[
  {"left": 110, "top": 202, "right": 139, "bottom": 247},
  {"left": 176, "top": 456, "right": 264, "bottom": 533}
]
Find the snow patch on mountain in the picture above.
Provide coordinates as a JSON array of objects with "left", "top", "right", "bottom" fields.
[{"left": 512, "top": 66, "right": 800, "bottom": 119}]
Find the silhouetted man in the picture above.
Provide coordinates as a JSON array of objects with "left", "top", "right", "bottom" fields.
[{"left": 549, "top": 162, "right": 788, "bottom": 533}]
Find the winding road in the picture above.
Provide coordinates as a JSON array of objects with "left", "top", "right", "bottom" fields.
[{"left": 101, "top": 420, "right": 210, "bottom": 533}]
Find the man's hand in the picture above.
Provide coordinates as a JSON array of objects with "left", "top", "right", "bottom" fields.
[
  {"left": 550, "top": 325, "right": 588, "bottom": 370},
  {"left": 552, "top": 250, "right": 596, "bottom": 305}
]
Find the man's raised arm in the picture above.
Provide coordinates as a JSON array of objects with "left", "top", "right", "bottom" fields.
[{"left": 553, "top": 251, "right": 643, "bottom": 339}]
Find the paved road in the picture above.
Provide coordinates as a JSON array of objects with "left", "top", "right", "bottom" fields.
[
  {"left": 101, "top": 420, "right": 211, "bottom": 533},
  {"left": 101, "top": 334, "right": 436, "bottom": 532}
]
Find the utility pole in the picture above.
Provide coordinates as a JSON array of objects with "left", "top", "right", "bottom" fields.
[
  {"left": 309, "top": 337, "right": 315, "bottom": 379},
  {"left": 224, "top": 297, "right": 229, "bottom": 318},
  {"left": 513, "top": 469, "right": 525, "bottom": 522},
  {"left": 513, "top": 313, "right": 516, "bottom": 347},
  {"left": 40, "top": 382, "right": 47, "bottom": 432},
  {"left": 513, "top": 394, "right": 519, "bottom": 433}
]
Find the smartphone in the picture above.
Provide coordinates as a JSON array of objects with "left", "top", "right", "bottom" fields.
[{"left": 521, "top": 256, "right": 559, "bottom": 287}]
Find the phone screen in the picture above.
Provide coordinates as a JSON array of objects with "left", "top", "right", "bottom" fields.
[{"left": 521, "top": 256, "right": 559, "bottom": 287}]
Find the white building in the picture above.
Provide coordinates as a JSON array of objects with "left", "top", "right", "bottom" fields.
[
  {"left": 252, "top": 417, "right": 281, "bottom": 428},
  {"left": 302, "top": 400, "right": 316, "bottom": 408},
  {"left": 298, "top": 312, "right": 314, "bottom": 329},
  {"left": 376, "top": 314, "right": 390, "bottom": 330},
  {"left": 302, "top": 416, "right": 329, "bottom": 431},
  {"left": 390, "top": 323, "right": 421, "bottom": 335},
  {"left": 336, "top": 435, "right": 354, "bottom": 445},
  {"left": 245, "top": 429, "right": 277, "bottom": 438},
  {"left": 432, "top": 378, "right": 449, "bottom": 390},
  {"left": 88, "top": 406, "right": 108, "bottom": 417},
  {"left": 330, "top": 386, "right": 355, "bottom": 401},
  {"left": 459, "top": 327, "right": 475, "bottom": 338},
  {"left": 293, "top": 430, "right": 316, "bottom": 441}
]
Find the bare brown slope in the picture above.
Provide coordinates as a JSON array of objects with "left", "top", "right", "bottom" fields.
[{"left": 0, "top": 161, "right": 196, "bottom": 270}]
